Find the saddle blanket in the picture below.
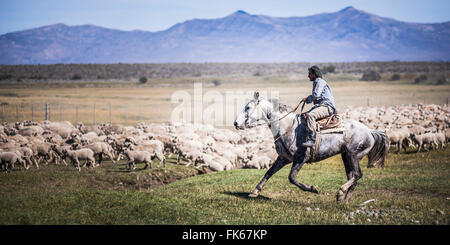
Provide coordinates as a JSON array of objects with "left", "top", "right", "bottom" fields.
[{"left": 317, "top": 127, "right": 346, "bottom": 134}]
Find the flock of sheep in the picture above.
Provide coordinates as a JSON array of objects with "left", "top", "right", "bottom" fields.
[
  {"left": 0, "top": 103, "right": 449, "bottom": 173},
  {"left": 0, "top": 119, "right": 276, "bottom": 172},
  {"left": 343, "top": 103, "right": 449, "bottom": 153}
]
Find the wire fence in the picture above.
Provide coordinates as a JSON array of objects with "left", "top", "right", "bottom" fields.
[
  {"left": 1, "top": 95, "right": 448, "bottom": 126},
  {"left": 0, "top": 102, "right": 170, "bottom": 126}
]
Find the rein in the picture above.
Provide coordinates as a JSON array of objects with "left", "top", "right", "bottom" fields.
[
  {"left": 248, "top": 99, "right": 305, "bottom": 128},
  {"left": 245, "top": 99, "right": 306, "bottom": 143}
]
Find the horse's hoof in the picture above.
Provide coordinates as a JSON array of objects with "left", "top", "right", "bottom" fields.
[
  {"left": 336, "top": 190, "right": 345, "bottom": 202},
  {"left": 310, "top": 186, "right": 319, "bottom": 194},
  {"left": 248, "top": 190, "right": 259, "bottom": 198}
]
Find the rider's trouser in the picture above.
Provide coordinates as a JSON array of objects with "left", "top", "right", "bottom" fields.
[{"left": 305, "top": 105, "right": 333, "bottom": 133}]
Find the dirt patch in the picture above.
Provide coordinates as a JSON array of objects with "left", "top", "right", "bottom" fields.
[{"left": 109, "top": 166, "right": 205, "bottom": 191}]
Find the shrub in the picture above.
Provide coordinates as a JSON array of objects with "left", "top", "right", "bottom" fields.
[
  {"left": 211, "top": 79, "right": 221, "bottom": 86},
  {"left": 71, "top": 74, "right": 82, "bottom": 80},
  {"left": 361, "top": 70, "right": 381, "bottom": 81},
  {"left": 414, "top": 75, "right": 427, "bottom": 84},
  {"left": 0, "top": 74, "right": 12, "bottom": 81},
  {"left": 322, "top": 65, "right": 336, "bottom": 74},
  {"left": 139, "top": 76, "right": 148, "bottom": 84},
  {"left": 436, "top": 76, "right": 447, "bottom": 85},
  {"left": 390, "top": 74, "right": 401, "bottom": 81}
]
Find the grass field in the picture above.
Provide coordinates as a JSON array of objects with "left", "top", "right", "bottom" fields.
[
  {"left": 0, "top": 69, "right": 449, "bottom": 225},
  {"left": 0, "top": 147, "right": 448, "bottom": 225}
]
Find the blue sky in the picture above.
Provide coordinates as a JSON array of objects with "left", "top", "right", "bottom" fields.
[{"left": 1, "top": 0, "right": 449, "bottom": 34}]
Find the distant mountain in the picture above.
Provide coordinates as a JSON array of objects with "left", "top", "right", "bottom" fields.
[{"left": 1, "top": 6, "right": 449, "bottom": 64}]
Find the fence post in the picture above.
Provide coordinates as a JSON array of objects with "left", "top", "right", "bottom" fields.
[
  {"left": 93, "top": 104, "right": 96, "bottom": 125},
  {"left": 45, "top": 104, "right": 49, "bottom": 121},
  {"left": 31, "top": 104, "right": 34, "bottom": 122},
  {"left": 109, "top": 103, "right": 112, "bottom": 124},
  {"left": 366, "top": 98, "right": 370, "bottom": 107},
  {"left": 156, "top": 103, "right": 160, "bottom": 123},
  {"left": 139, "top": 104, "right": 143, "bottom": 122},
  {"left": 125, "top": 105, "right": 128, "bottom": 125},
  {"left": 16, "top": 105, "right": 19, "bottom": 122},
  {"left": 59, "top": 104, "right": 62, "bottom": 122},
  {"left": 1, "top": 104, "right": 5, "bottom": 122},
  {"left": 75, "top": 105, "right": 78, "bottom": 124}
]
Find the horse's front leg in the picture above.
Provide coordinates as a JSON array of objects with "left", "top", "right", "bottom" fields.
[
  {"left": 288, "top": 149, "right": 319, "bottom": 193},
  {"left": 248, "top": 156, "right": 290, "bottom": 198}
]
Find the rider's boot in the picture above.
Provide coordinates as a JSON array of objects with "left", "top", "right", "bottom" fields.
[{"left": 302, "top": 131, "right": 316, "bottom": 148}]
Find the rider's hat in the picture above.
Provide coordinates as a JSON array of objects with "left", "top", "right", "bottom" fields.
[{"left": 308, "top": 66, "right": 322, "bottom": 78}]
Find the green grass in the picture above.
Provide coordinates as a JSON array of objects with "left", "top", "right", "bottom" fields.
[{"left": 0, "top": 148, "right": 449, "bottom": 225}]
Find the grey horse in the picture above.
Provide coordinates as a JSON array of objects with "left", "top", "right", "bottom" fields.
[{"left": 233, "top": 92, "right": 389, "bottom": 203}]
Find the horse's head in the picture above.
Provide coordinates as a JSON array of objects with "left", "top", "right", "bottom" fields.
[{"left": 234, "top": 92, "right": 272, "bottom": 130}]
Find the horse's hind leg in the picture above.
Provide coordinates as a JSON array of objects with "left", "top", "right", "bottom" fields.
[
  {"left": 344, "top": 164, "right": 361, "bottom": 204},
  {"left": 248, "top": 156, "right": 290, "bottom": 198},
  {"left": 337, "top": 151, "right": 352, "bottom": 202},
  {"left": 337, "top": 152, "right": 364, "bottom": 203},
  {"left": 288, "top": 150, "right": 319, "bottom": 193}
]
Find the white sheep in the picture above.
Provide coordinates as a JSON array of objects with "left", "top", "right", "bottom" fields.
[
  {"left": 0, "top": 151, "right": 27, "bottom": 172},
  {"left": 123, "top": 149, "right": 154, "bottom": 170},
  {"left": 62, "top": 148, "right": 96, "bottom": 171},
  {"left": 244, "top": 155, "right": 271, "bottom": 169},
  {"left": 435, "top": 132, "right": 446, "bottom": 149},
  {"left": 411, "top": 133, "right": 438, "bottom": 152}
]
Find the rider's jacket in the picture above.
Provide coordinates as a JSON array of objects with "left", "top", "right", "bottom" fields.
[{"left": 305, "top": 77, "right": 337, "bottom": 114}]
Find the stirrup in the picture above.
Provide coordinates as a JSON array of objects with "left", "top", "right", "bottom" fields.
[{"left": 302, "top": 140, "right": 315, "bottom": 148}]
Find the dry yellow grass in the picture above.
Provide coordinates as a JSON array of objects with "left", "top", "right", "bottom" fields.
[{"left": 1, "top": 74, "right": 449, "bottom": 126}]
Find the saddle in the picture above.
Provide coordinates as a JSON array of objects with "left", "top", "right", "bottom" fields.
[
  {"left": 307, "top": 114, "right": 343, "bottom": 163},
  {"left": 315, "top": 114, "right": 342, "bottom": 132}
]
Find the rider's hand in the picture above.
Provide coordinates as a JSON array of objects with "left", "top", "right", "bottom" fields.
[{"left": 301, "top": 97, "right": 307, "bottom": 102}]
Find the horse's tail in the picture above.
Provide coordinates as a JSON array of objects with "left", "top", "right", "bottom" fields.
[{"left": 367, "top": 130, "right": 389, "bottom": 168}]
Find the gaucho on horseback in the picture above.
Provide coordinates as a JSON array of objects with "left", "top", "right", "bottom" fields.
[
  {"left": 301, "top": 65, "right": 337, "bottom": 148},
  {"left": 233, "top": 65, "right": 389, "bottom": 203}
]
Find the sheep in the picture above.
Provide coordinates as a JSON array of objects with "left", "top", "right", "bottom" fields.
[
  {"left": 17, "top": 145, "right": 39, "bottom": 169},
  {"left": 18, "top": 126, "right": 43, "bottom": 137},
  {"left": 411, "top": 133, "right": 438, "bottom": 152},
  {"left": 0, "top": 151, "right": 27, "bottom": 172},
  {"left": 153, "top": 134, "right": 178, "bottom": 157},
  {"left": 408, "top": 125, "right": 428, "bottom": 136},
  {"left": 215, "top": 150, "right": 238, "bottom": 167},
  {"left": 41, "top": 121, "right": 78, "bottom": 139},
  {"left": 101, "top": 123, "right": 124, "bottom": 135},
  {"left": 122, "top": 148, "right": 155, "bottom": 170},
  {"left": 196, "top": 154, "right": 233, "bottom": 172},
  {"left": 122, "top": 143, "right": 166, "bottom": 168},
  {"left": 178, "top": 149, "right": 204, "bottom": 167},
  {"left": 34, "top": 142, "right": 59, "bottom": 165},
  {"left": 62, "top": 148, "right": 96, "bottom": 171},
  {"left": 435, "top": 132, "right": 446, "bottom": 149},
  {"left": 446, "top": 129, "right": 450, "bottom": 143},
  {"left": 174, "top": 140, "right": 206, "bottom": 164},
  {"left": 74, "top": 142, "right": 116, "bottom": 164},
  {"left": 244, "top": 155, "right": 271, "bottom": 169},
  {"left": 76, "top": 122, "right": 104, "bottom": 135},
  {"left": 81, "top": 132, "right": 99, "bottom": 142},
  {"left": 387, "top": 127, "right": 411, "bottom": 153},
  {"left": 50, "top": 144, "right": 70, "bottom": 166}
]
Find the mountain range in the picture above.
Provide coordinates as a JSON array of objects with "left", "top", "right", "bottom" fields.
[{"left": 1, "top": 6, "right": 449, "bottom": 64}]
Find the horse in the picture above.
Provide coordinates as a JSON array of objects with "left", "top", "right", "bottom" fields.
[{"left": 233, "top": 92, "right": 389, "bottom": 203}]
